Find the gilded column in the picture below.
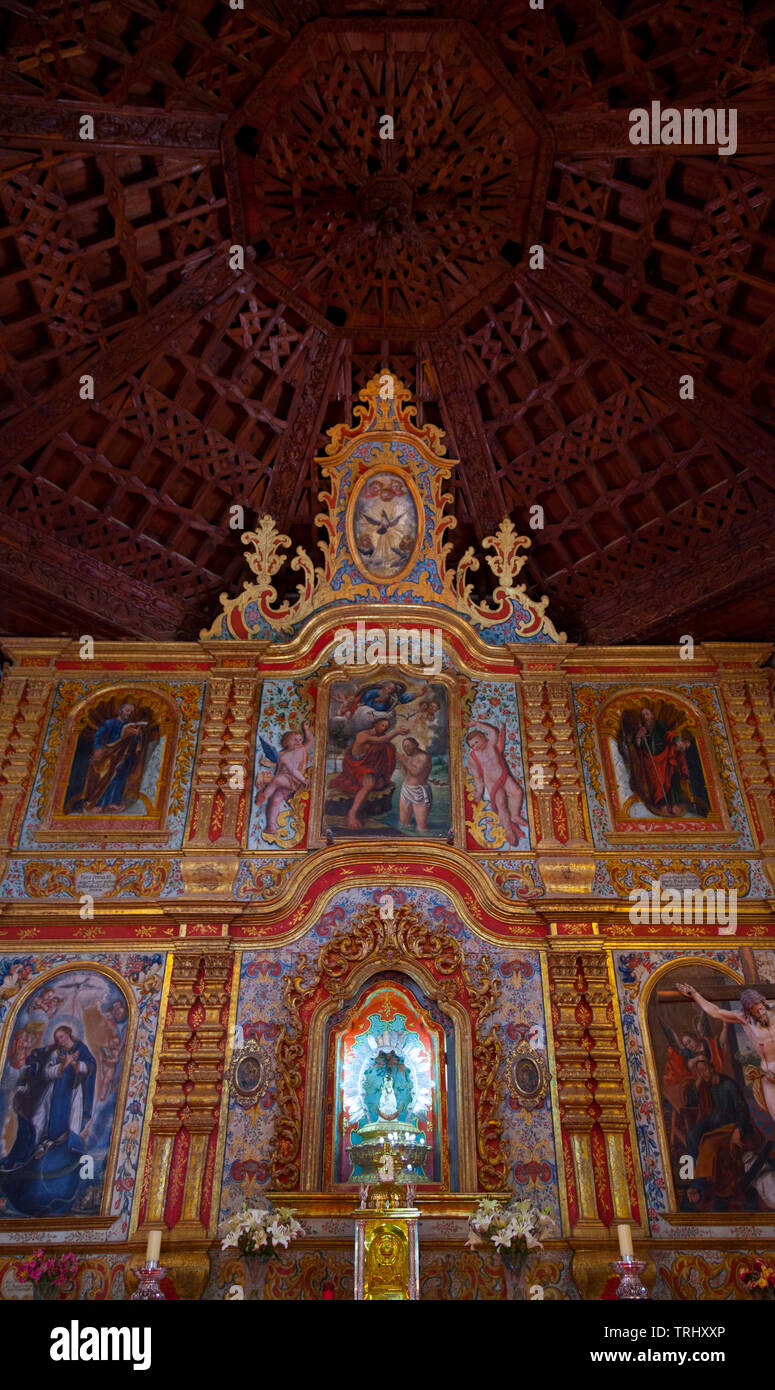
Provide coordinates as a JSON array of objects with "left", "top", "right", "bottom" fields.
[
  {"left": 219, "top": 677, "right": 255, "bottom": 847},
  {"left": 0, "top": 675, "right": 51, "bottom": 847},
  {"left": 188, "top": 677, "right": 232, "bottom": 845},
  {"left": 544, "top": 677, "right": 589, "bottom": 847},
  {"left": 522, "top": 678, "right": 558, "bottom": 846},
  {"left": 137, "top": 952, "right": 201, "bottom": 1234},
  {"left": 174, "top": 950, "right": 233, "bottom": 1239},
  {"left": 548, "top": 946, "right": 643, "bottom": 1237},
  {"left": 724, "top": 675, "right": 775, "bottom": 850},
  {"left": 548, "top": 947, "right": 599, "bottom": 1235},
  {"left": 131, "top": 950, "right": 234, "bottom": 1299},
  {"left": 581, "top": 949, "right": 643, "bottom": 1229}
]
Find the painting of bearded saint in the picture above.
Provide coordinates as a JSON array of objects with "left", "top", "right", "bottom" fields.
[
  {"left": 611, "top": 699, "right": 711, "bottom": 824},
  {"left": 0, "top": 970, "right": 129, "bottom": 1218},
  {"left": 648, "top": 964, "right": 775, "bottom": 1214},
  {"left": 60, "top": 695, "right": 165, "bottom": 819}
]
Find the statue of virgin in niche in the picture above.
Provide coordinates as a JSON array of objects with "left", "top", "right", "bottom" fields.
[
  {"left": 362, "top": 1048, "right": 413, "bottom": 1125},
  {"left": 378, "top": 1074, "right": 399, "bottom": 1119}
]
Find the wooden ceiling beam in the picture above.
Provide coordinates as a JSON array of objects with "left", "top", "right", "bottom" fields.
[
  {"left": 260, "top": 329, "right": 341, "bottom": 520},
  {"left": 0, "top": 245, "right": 254, "bottom": 469},
  {"left": 0, "top": 509, "right": 189, "bottom": 641},
  {"left": 429, "top": 335, "right": 506, "bottom": 538},
  {"left": 519, "top": 256, "right": 775, "bottom": 484},
  {"left": 553, "top": 104, "right": 775, "bottom": 157},
  {"left": 580, "top": 502, "right": 775, "bottom": 645},
  {"left": 0, "top": 97, "right": 224, "bottom": 153}
]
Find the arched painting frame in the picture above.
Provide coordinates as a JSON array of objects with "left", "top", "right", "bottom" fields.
[
  {"left": 596, "top": 688, "right": 730, "bottom": 841},
  {"left": 42, "top": 685, "right": 179, "bottom": 838},
  {"left": 641, "top": 957, "right": 775, "bottom": 1221},
  {"left": 322, "top": 972, "right": 453, "bottom": 1190},
  {"left": 0, "top": 962, "right": 135, "bottom": 1226}
]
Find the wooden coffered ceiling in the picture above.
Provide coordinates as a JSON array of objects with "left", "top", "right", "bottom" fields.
[{"left": 0, "top": 0, "right": 774, "bottom": 646}]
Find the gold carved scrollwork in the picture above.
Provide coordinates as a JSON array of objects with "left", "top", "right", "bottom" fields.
[{"left": 270, "top": 903, "right": 508, "bottom": 1192}]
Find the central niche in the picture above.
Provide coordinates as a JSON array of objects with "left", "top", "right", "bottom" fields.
[{"left": 324, "top": 974, "right": 454, "bottom": 1190}]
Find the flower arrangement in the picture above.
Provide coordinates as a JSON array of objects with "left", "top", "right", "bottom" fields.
[
  {"left": 220, "top": 1198, "right": 303, "bottom": 1261},
  {"left": 467, "top": 1196, "right": 553, "bottom": 1272},
  {"left": 741, "top": 1256, "right": 775, "bottom": 1298},
  {"left": 15, "top": 1249, "right": 78, "bottom": 1299}
]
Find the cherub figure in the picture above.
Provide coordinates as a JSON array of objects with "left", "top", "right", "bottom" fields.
[
  {"left": 256, "top": 720, "right": 314, "bottom": 834},
  {"left": 397, "top": 698, "right": 440, "bottom": 749},
  {"left": 98, "top": 1033, "right": 123, "bottom": 1102},
  {"left": 31, "top": 987, "right": 64, "bottom": 1017},
  {"left": 466, "top": 721, "right": 527, "bottom": 846}
]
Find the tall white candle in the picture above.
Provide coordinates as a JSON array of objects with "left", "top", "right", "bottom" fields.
[
  {"left": 145, "top": 1229, "right": 162, "bottom": 1265},
  {"left": 617, "top": 1224, "right": 633, "bottom": 1260}
]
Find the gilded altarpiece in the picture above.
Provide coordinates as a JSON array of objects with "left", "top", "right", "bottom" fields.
[{"left": 0, "top": 377, "right": 774, "bottom": 1299}]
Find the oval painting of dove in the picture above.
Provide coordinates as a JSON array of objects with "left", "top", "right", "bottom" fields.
[{"left": 347, "top": 467, "right": 422, "bottom": 583}]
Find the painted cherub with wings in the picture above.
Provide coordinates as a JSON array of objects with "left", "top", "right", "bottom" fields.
[{"left": 256, "top": 720, "right": 314, "bottom": 835}]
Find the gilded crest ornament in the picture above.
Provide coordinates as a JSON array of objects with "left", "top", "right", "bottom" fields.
[{"left": 202, "top": 374, "right": 563, "bottom": 645}]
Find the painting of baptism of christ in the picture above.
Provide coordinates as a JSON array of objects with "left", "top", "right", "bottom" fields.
[
  {"left": 600, "top": 694, "right": 719, "bottom": 832},
  {"left": 0, "top": 968, "right": 131, "bottom": 1219},
  {"left": 50, "top": 691, "right": 176, "bottom": 832},
  {"left": 317, "top": 672, "right": 451, "bottom": 841},
  {"left": 646, "top": 963, "right": 775, "bottom": 1216}
]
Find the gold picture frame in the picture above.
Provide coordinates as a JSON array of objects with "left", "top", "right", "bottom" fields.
[
  {"left": 596, "top": 687, "right": 732, "bottom": 844},
  {"left": 308, "top": 664, "right": 463, "bottom": 848},
  {"left": 639, "top": 955, "right": 775, "bottom": 1225},
  {"left": 345, "top": 462, "right": 424, "bottom": 585},
  {"left": 38, "top": 684, "right": 180, "bottom": 842},
  {"left": 506, "top": 1040, "right": 549, "bottom": 1111},
  {"left": 0, "top": 960, "right": 138, "bottom": 1229},
  {"left": 227, "top": 1039, "right": 268, "bottom": 1110}
]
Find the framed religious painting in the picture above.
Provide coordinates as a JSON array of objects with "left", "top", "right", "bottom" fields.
[
  {"left": 309, "top": 666, "right": 462, "bottom": 844},
  {"left": 40, "top": 687, "right": 179, "bottom": 839},
  {"left": 596, "top": 690, "right": 730, "bottom": 842},
  {"left": 345, "top": 465, "right": 423, "bottom": 585},
  {"left": 642, "top": 959, "right": 775, "bottom": 1221},
  {"left": 507, "top": 1041, "right": 549, "bottom": 1112},
  {"left": 0, "top": 964, "right": 135, "bottom": 1225},
  {"left": 227, "top": 1040, "right": 268, "bottom": 1110}
]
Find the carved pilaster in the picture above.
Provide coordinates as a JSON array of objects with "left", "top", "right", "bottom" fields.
[
  {"left": 544, "top": 677, "right": 588, "bottom": 846},
  {"left": 189, "top": 678, "right": 232, "bottom": 846},
  {"left": 522, "top": 677, "right": 589, "bottom": 847},
  {"left": 189, "top": 676, "right": 256, "bottom": 848},
  {"left": 0, "top": 676, "right": 51, "bottom": 849},
  {"left": 174, "top": 950, "right": 233, "bottom": 1240},
  {"left": 576, "top": 950, "right": 639, "bottom": 1228},
  {"left": 724, "top": 677, "right": 775, "bottom": 848},
  {"left": 522, "top": 679, "right": 557, "bottom": 846},
  {"left": 138, "top": 952, "right": 201, "bottom": 1236},
  {"left": 548, "top": 948, "right": 598, "bottom": 1234},
  {"left": 220, "top": 677, "right": 255, "bottom": 847},
  {"left": 548, "top": 947, "right": 642, "bottom": 1239}
]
